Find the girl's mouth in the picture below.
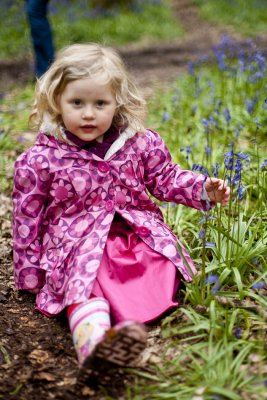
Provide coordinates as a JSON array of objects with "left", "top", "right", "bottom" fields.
[{"left": 80, "top": 125, "right": 96, "bottom": 132}]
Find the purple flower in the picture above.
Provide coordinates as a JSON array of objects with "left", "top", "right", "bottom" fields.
[
  {"left": 205, "top": 145, "right": 212, "bottom": 156},
  {"left": 237, "top": 184, "right": 246, "bottom": 200},
  {"left": 188, "top": 62, "right": 194, "bottom": 75},
  {"left": 162, "top": 111, "right": 171, "bottom": 123},
  {"left": 251, "top": 281, "right": 265, "bottom": 290},
  {"left": 212, "top": 162, "right": 220, "bottom": 178},
  {"left": 224, "top": 146, "right": 234, "bottom": 171},
  {"left": 212, "top": 282, "right": 221, "bottom": 294},
  {"left": 204, "top": 275, "right": 219, "bottom": 284},
  {"left": 205, "top": 275, "right": 221, "bottom": 294},
  {"left": 199, "top": 229, "right": 206, "bottom": 240},
  {"left": 199, "top": 213, "right": 216, "bottom": 225},
  {"left": 214, "top": 49, "right": 226, "bottom": 70},
  {"left": 260, "top": 159, "right": 267, "bottom": 170},
  {"left": 223, "top": 107, "right": 231, "bottom": 124},
  {"left": 205, "top": 242, "right": 216, "bottom": 248},
  {"left": 192, "top": 163, "right": 209, "bottom": 176},
  {"left": 245, "top": 95, "right": 258, "bottom": 113},
  {"left": 234, "top": 328, "right": 242, "bottom": 339},
  {"left": 202, "top": 118, "right": 209, "bottom": 128},
  {"left": 180, "top": 146, "right": 192, "bottom": 160}
]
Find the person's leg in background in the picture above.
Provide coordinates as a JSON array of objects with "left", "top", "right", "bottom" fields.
[{"left": 25, "top": 0, "right": 54, "bottom": 78}]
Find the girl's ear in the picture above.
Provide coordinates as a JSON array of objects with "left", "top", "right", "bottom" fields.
[{"left": 55, "top": 94, "right": 61, "bottom": 110}]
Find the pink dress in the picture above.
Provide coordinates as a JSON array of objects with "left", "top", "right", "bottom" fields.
[{"left": 67, "top": 129, "right": 181, "bottom": 324}]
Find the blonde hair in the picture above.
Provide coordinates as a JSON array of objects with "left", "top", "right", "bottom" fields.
[{"left": 30, "top": 43, "right": 147, "bottom": 141}]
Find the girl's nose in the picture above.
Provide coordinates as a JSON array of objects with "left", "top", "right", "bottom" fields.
[{"left": 82, "top": 105, "right": 94, "bottom": 119}]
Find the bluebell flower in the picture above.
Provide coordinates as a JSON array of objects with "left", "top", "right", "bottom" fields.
[
  {"left": 199, "top": 213, "right": 216, "bottom": 225},
  {"left": 251, "top": 281, "right": 265, "bottom": 290},
  {"left": 202, "top": 118, "right": 209, "bottom": 133},
  {"left": 205, "top": 242, "right": 216, "bottom": 248},
  {"left": 254, "top": 52, "right": 266, "bottom": 71},
  {"left": 171, "top": 95, "right": 179, "bottom": 104},
  {"left": 212, "top": 162, "right": 220, "bottom": 178},
  {"left": 205, "top": 146, "right": 212, "bottom": 156},
  {"left": 204, "top": 275, "right": 219, "bottom": 284},
  {"left": 212, "top": 281, "right": 221, "bottom": 294},
  {"left": 214, "top": 49, "right": 226, "bottom": 70},
  {"left": 245, "top": 95, "right": 258, "bottom": 113},
  {"left": 209, "top": 115, "right": 215, "bottom": 124},
  {"left": 188, "top": 62, "right": 194, "bottom": 75},
  {"left": 260, "top": 159, "right": 267, "bottom": 170},
  {"left": 235, "top": 151, "right": 250, "bottom": 161},
  {"left": 238, "top": 51, "right": 246, "bottom": 74},
  {"left": 192, "top": 163, "right": 209, "bottom": 176},
  {"left": 192, "top": 163, "right": 202, "bottom": 172},
  {"left": 202, "top": 118, "right": 209, "bottom": 126},
  {"left": 205, "top": 275, "right": 220, "bottom": 294},
  {"left": 250, "top": 71, "right": 264, "bottom": 83},
  {"left": 180, "top": 146, "right": 192, "bottom": 160},
  {"left": 223, "top": 107, "right": 231, "bottom": 124},
  {"left": 162, "top": 111, "right": 171, "bottom": 123},
  {"left": 234, "top": 328, "right": 242, "bottom": 339},
  {"left": 237, "top": 184, "right": 246, "bottom": 200},
  {"left": 199, "top": 229, "right": 206, "bottom": 240},
  {"left": 224, "top": 146, "right": 234, "bottom": 171}
]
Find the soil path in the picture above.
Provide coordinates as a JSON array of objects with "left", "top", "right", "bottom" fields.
[
  {"left": 0, "top": 1, "right": 267, "bottom": 399},
  {"left": 1, "top": 0, "right": 265, "bottom": 95}
]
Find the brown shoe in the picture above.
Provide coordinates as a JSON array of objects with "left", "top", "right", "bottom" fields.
[{"left": 82, "top": 321, "right": 147, "bottom": 370}]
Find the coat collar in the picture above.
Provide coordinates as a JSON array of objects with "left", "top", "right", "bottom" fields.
[{"left": 35, "top": 127, "right": 137, "bottom": 162}]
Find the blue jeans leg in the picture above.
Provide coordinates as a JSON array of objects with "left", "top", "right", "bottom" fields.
[{"left": 26, "top": 0, "right": 54, "bottom": 77}]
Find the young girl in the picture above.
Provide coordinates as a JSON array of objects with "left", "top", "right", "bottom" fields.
[{"left": 12, "top": 43, "right": 230, "bottom": 371}]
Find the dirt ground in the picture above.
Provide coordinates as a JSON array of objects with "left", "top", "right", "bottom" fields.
[{"left": 1, "top": 1, "right": 267, "bottom": 399}]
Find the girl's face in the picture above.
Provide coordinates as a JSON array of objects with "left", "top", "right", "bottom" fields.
[{"left": 58, "top": 77, "right": 117, "bottom": 142}]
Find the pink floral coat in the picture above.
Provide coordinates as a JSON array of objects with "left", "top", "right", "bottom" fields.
[{"left": 13, "top": 129, "right": 209, "bottom": 315}]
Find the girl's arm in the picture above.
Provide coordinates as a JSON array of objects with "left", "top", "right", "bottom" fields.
[
  {"left": 12, "top": 151, "right": 51, "bottom": 291},
  {"left": 142, "top": 130, "right": 228, "bottom": 210}
]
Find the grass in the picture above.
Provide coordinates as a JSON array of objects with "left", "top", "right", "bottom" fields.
[
  {"left": 0, "top": 0, "right": 183, "bottom": 60},
  {"left": 125, "top": 36, "right": 267, "bottom": 399},
  {"left": 193, "top": 0, "right": 267, "bottom": 36}
]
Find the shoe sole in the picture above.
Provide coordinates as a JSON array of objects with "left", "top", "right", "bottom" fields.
[{"left": 83, "top": 323, "right": 147, "bottom": 370}]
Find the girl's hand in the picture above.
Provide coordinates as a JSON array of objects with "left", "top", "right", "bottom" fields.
[{"left": 205, "top": 178, "right": 230, "bottom": 207}]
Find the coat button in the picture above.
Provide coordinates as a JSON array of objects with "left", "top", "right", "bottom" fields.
[
  {"left": 98, "top": 162, "right": 110, "bottom": 173},
  {"left": 138, "top": 226, "right": 150, "bottom": 237},
  {"left": 105, "top": 200, "right": 114, "bottom": 212}
]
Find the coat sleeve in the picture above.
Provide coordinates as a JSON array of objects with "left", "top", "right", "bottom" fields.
[
  {"left": 142, "top": 130, "right": 211, "bottom": 211},
  {"left": 12, "top": 150, "right": 51, "bottom": 290}
]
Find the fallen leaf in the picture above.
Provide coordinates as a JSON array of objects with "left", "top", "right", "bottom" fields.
[
  {"left": 28, "top": 349, "right": 50, "bottom": 364},
  {"left": 35, "top": 372, "right": 56, "bottom": 381}
]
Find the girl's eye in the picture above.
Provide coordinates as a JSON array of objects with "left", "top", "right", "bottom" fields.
[
  {"left": 96, "top": 100, "right": 105, "bottom": 107},
  {"left": 72, "top": 99, "right": 82, "bottom": 106}
]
